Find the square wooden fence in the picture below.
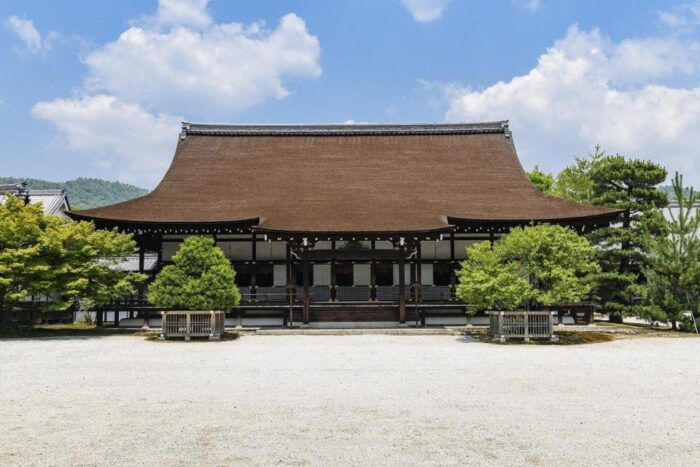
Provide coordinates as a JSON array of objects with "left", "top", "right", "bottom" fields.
[
  {"left": 161, "top": 311, "right": 224, "bottom": 340},
  {"left": 489, "top": 311, "right": 558, "bottom": 342}
]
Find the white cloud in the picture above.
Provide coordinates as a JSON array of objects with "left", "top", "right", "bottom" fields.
[
  {"left": 445, "top": 25, "right": 700, "bottom": 185},
  {"left": 6, "top": 15, "right": 42, "bottom": 53},
  {"left": 658, "top": 3, "right": 700, "bottom": 33},
  {"left": 33, "top": 0, "right": 322, "bottom": 186},
  {"left": 153, "top": 0, "right": 211, "bottom": 29},
  {"left": 512, "top": 0, "right": 542, "bottom": 13},
  {"left": 33, "top": 95, "right": 180, "bottom": 185},
  {"left": 84, "top": 12, "right": 321, "bottom": 115},
  {"left": 401, "top": 0, "right": 451, "bottom": 23}
]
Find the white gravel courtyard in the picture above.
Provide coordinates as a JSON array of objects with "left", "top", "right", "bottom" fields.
[{"left": 1, "top": 334, "right": 698, "bottom": 466}]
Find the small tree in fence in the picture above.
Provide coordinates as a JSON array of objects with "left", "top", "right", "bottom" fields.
[
  {"left": 456, "top": 224, "right": 599, "bottom": 312},
  {"left": 148, "top": 236, "right": 240, "bottom": 311}
]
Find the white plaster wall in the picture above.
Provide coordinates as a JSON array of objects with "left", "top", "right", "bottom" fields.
[
  {"left": 273, "top": 265, "right": 287, "bottom": 286},
  {"left": 421, "top": 264, "right": 434, "bottom": 285},
  {"left": 354, "top": 264, "right": 371, "bottom": 285},
  {"left": 314, "top": 264, "right": 331, "bottom": 285}
]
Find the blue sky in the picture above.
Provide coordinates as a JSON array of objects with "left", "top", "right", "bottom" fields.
[{"left": 2, "top": 0, "right": 700, "bottom": 187}]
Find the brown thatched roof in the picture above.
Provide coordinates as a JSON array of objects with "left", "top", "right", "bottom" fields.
[{"left": 70, "top": 122, "right": 620, "bottom": 233}]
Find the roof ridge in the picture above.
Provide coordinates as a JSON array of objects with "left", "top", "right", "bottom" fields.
[{"left": 181, "top": 121, "right": 510, "bottom": 138}]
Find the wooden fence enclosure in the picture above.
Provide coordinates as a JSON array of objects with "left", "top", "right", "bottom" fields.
[
  {"left": 489, "top": 311, "right": 558, "bottom": 342},
  {"left": 161, "top": 311, "right": 225, "bottom": 340}
]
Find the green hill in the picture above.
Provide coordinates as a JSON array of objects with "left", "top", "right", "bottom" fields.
[{"left": 0, "top": 177, "right": 149, "bottom": 210}]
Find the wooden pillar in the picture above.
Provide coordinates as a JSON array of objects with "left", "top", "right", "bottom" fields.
[
  {"left": 330, "top": 240, "right": 337, "bottom": 301},
  {"left": 398, "top": 245, "right": 406, "bottom": 323},
  {"left": 138, "top": 242, "right": 145, "bottom": 298},
  {"left": 449, "top": 231, "right": 456, "bottom": 300},
  {"left": 302, "top": 246, "right": 310, "bottom": 324},
  {"left": 136, "top": 240, "right": 146, "bottom": 324},
  {"left": 489, "top": 231, "right": 495, "bottom": 249},
  {"left": 286, "top": 243, "right": 293, "bottom": 326},
  {"left": 370, "top": 260, "right": 377, "bottom": 301},
  {"left": 416, "top": 242, "right": 422, "bottom": 301},
  {"left": 251, "top": 233, "right": 257, "bottom": 299}
]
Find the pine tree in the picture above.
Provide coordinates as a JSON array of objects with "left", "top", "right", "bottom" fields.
[
  {"left": 641, "top": 173, "right": 700, "bottom": 332},
  {"left": 587, "top": 155, "right": 668, "bottom": 322}
]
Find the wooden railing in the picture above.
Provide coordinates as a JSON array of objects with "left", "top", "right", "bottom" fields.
[
  {"left": 161, "top": 311, "right": 224, "bottom": 340},
  {"left": 489, "top": 311, "right": 557, "bottom": 342}
]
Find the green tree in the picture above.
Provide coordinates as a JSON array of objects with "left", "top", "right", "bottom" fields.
[
  {"left": 553, "top": 145, "right": 606, "bottom": 202},
  {"left": 456, "top": 224, "right": 599, "bottom": 311},
  {"left": 587, "top": 155, "right": 668, "bottom": 322},
  {"left": 40, "top": 220, "right": 145, "bottom": 311},
  {"left": 0, "top": 194, "right": 144, "bottom": 318},
  {"left": 527, "top": 165, "right": 555, "bottom": 193},
  {"left": 148, "top": 236, "right": 240, "bottom": 311},
  {"left": 641, "top": 173, "right": 700, "bottom": 332},
  {"left": 0, "top": 195, "right": 49, "bottom": 314}
]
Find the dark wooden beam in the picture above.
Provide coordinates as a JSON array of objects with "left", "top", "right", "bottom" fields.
[
  {"left": 302, "top": 246, "right": 310, "bottom": 324},
  {"left": 251, "top": 233, "right": 257, "bottom": 298},
  {"left": 398, "top": 245, "right": 406, "bottom": 324}
]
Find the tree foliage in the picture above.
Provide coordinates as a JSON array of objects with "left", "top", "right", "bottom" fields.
[
  {"left": 456, "top": 224, "right": 599, "bottom": 311},
  {"left": 527, "top": 165, "right": 555, "bottom": 193},
  {"left": 148, "top": 236, "right": 240, "bottom": 311},
  {"left": 552, "top": 145, "right": 606, "bottom": 203},
  {"left": 587, "top": 154, "right": 668, "bottom": 321},
  {"left": 641, "top": 173, "right": 700, "bottom": 332},
  {"left": 0, "top": 194, "right": 144, "bottom": 315}
]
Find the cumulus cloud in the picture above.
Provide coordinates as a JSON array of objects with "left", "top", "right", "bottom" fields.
[
  {"left": 401, "top": 0, "right": 451, "bottom": 23},
  {"left": 6, "top": 15, "right": 43, "bottom": 53},
  {"left": 445, "top": 24, "right": 700, "bottom": 185},
  {"left": 152, "top": 0, "right": 211, "bottom": 29},
  {"left": 658, "top": 3, "right": 700, "bottom": 33},
  {"left": 84, "top": 12, "right": 321, "bottom": 115},
  {"left": 33, "top": 95, "right": 181, "bottom": 182},
  {"left": 512, "top": 0, "right": 542, "bottom": 13},
  {"left": 33, "top": 0, "right": 321, "bottom": 186}
]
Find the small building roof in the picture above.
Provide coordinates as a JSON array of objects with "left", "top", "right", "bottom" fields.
[
  {"left": 1, "top": 184, "right": 70, "bottom": 218},
  {"left": 70, "top": 122, "right": 620, "bottom": 233}
]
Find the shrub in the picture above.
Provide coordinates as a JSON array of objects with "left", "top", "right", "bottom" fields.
[
  {"left": 456, "top": 224, "right": 599, "bottom": 312},
  {"left": 148, "top": 236, "right": 240, "bottom": 311}
]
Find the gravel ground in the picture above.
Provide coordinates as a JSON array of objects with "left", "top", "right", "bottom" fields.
[{"left": 0, "top": 334, "right": 698, "bottom": 466}]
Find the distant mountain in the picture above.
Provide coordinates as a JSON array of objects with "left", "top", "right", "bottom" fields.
[{"left": 0, "top": 177, "right": 149, "bottom": 210}]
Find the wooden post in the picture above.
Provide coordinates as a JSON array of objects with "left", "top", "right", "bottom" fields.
[
  {"left": 330, "top": 240, "right": 337, "bottom": 301},
  {"left": 416, "top": 242, "right": 422, "bottom": 301},
  {"left": 524, "top": 312, "right": 529, "bottom": 342},
  {"left": 251, "top": 233, "right": 257, "bottom": 300},
  {"left": 370, "top": 260, "right": 377, "bottom": 301},
  {"left": 398, "top": 245, "right": 406, "bottom": 324},
  {"left": 302, "top": 246, "right": 310, "bottom": 324},
  {"left": 489, "top": 231, "right": 495, "bottom": 249},
  {"left": 286, "top": 243, "right": 293, "bottom": 327},
  {"left": 138, "top": 242, "right": 145, "bottom": 301},
  {"left": 449, "top": 231, "right": 456, "bottom": 300}
]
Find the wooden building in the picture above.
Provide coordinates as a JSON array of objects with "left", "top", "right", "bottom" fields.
[{"left": 69, "top": 122, "right": 620, "bottom": 326}]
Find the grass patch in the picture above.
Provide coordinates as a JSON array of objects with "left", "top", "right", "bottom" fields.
[
  {"left": 464, "top": 328, "right": 615, "bottom": 345},
  {"left": 0, "top": 322, "right": 141, "bottom": 338}
]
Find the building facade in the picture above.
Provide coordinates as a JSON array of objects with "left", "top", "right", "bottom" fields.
[{"left": 70, "top": 122, "right": 620, "bottom": 326}]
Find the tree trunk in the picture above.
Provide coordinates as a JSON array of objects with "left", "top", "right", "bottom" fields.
[
  {"left": 608, "top": 312, "right": 623, "bottom": 324},
  {"left": 671, "top": 319, "right": 678, "bottom": 331}
]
